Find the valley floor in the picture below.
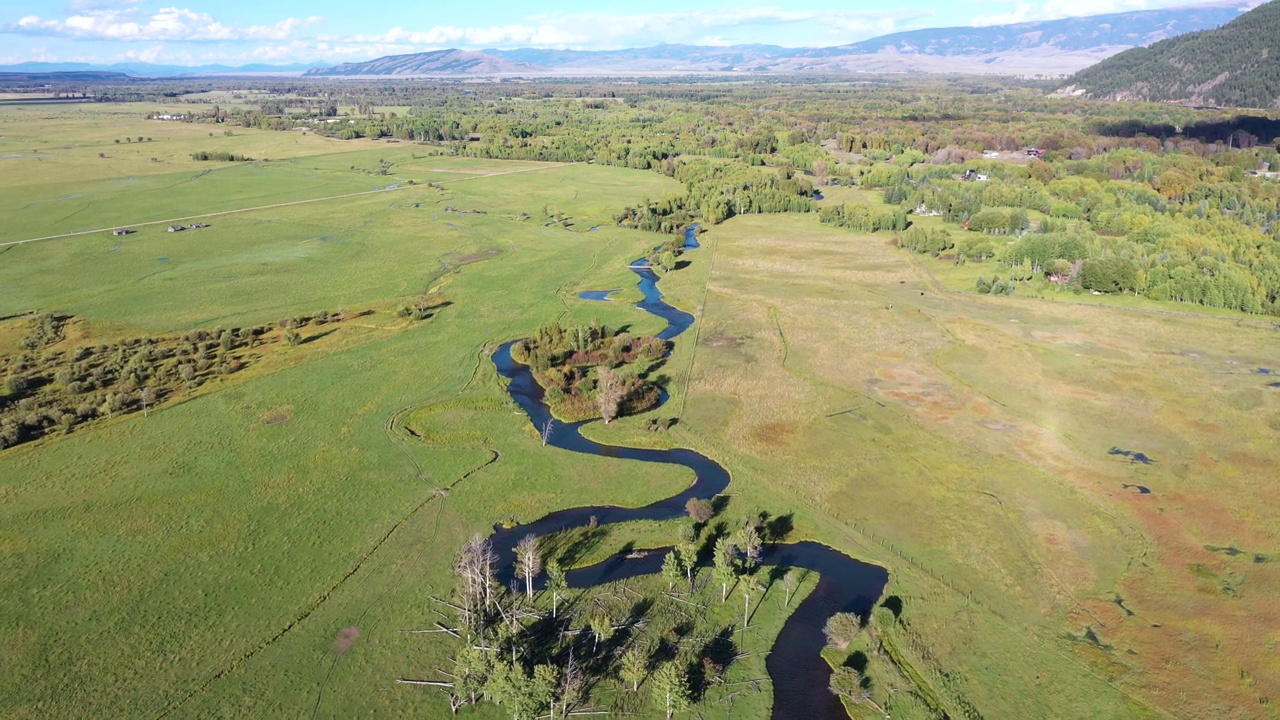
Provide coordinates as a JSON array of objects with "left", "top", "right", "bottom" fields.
[{"left": 1, "top": 104, "right": 1277, "bottom": 719}]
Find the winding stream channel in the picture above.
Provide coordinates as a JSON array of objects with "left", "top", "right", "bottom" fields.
[{"left": 489, "top": 227, "right": 889, "bottom": 719}]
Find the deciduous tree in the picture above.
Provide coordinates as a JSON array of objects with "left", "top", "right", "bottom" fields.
[
  {"left": 544, "top": 558, "right": 566, "bottom": 618},
  {"left": 515, "top": 534, "right": 542, "bottom": 600},
  {"left": 651, "top": 661, "right": 690, "bottom": 719},
  {"left": 713, "top": 537, "right": 737, "bottom": 603},
  {"left": 684, "top": 497, "right": 713, "bottom": 525},
  {"left": 620, "top": 645, "right": 648, "bottom": 692}
]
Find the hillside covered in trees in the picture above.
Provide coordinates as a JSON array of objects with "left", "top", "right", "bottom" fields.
[{"left": 1066, "top": 0, "right": 1280, "bottom": 108}]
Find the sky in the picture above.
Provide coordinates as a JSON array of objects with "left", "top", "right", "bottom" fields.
[{"left": 0, "top": 0, "right": 1232, "bottom": 67}]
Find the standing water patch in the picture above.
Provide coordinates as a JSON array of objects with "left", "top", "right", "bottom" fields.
[{"left": 577, "top": 289, "right": 618, "bottom": 302}]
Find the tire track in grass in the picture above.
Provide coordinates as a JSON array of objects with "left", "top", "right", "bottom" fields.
[
  {"left": 309, "top": 446, "right": 499, "bottom": 719},
  {"left": 676, "top": 227, "right": 717, "bottom": 420},
  {"left": 153, "top": 449, "right": 501, "bottom": 720},
  {"left": 307, "top": 495, "right": 450, "bottom": 720},
  {"left": 156, "top": 242, "right": 521, "bottom": 718}
]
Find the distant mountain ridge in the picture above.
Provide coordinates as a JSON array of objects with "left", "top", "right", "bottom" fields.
[
  {"left": 805, "top": 3, "right": 1250, "bottom": 57},
  {"left": 314, "top": 49, "right": 538, "bottom": 76},
  {"left": 305, "top": 2, "right": 1252, "bottom": 77},
  {"left": 1065, "top": 0, "right": 1280, "bottom": 107},
  {"left": 0, "top": 2, "right": 1255, "bottom": 79},
  {"left": 0, "top": 70, "right": 132, "bottom": 83},
  {"left": 0, "top": 61, "right": 312, "bottom": 77}
]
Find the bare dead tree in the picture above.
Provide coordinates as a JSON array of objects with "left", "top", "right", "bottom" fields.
[
  {"left": 516, "top": 533, "right": 543, "bottom": 600},
  {"left": 454, "top": 534, "right": 498, "bottom": 634},
  {"left": 557, "top": 647, "right": 585, "bottom": 718},
  {"left": 541, "top": 418, "right": 554, "bottom": 446},
  {"left": 596, "top": 367, "right": 623, "bottom": 424}
]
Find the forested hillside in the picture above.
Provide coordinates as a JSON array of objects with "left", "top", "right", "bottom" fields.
[{"left": 1067, "top": 0, "right": 1280, "bottom": 108}]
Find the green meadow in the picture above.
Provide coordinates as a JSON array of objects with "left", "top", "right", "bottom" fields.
[
  {"left": 0, "top": 105, "right": 693, "bottom": 717},
  {"left": 1, "top": 104, "right": 1278, "bottom": 720}
]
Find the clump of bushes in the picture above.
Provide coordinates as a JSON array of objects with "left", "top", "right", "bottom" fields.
[
  {"left": 896, "top": 227, "right": 954, "bottom": 255},
  {"left": 0, "top": 307, "right": 356, "bottom": 451},
  {"left": 190, "top": 151, "right": 252, "bottom": 162},
  {"left": 511, "top": 321, "right": 667, "bottom": 422}
]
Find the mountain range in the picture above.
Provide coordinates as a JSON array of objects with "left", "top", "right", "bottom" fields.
[
  {"left": 0, "top": 61, "right": 314, "bottom": 77},
  {"left": 0, "top": 2, "right": 1257, "bottom": 79},
  {"left": 307, "top": 2, "right": 1255, "bottom": 77},
  {"left": 1065, "top": 0, "right": 1280, "bottom": 107}
]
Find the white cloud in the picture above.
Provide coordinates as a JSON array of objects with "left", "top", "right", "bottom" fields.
[
  {"left": 323, "top": 7, "right": 929, "bottom": 51},
  {"left": 1, "top": 4, "right": 934, "bottom": 66},
  {"left": 122, "top": 44, "right": 165, "bottom": 63},
  {"left": 6, "top": 6, "right": 320, "bottom": 42},
  {"left": 336, "top": 23, "right": 581, "bottom": 48}
]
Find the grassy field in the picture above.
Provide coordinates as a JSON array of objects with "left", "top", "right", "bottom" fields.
[
  {"left": 597, "top": 213, "right": 1279, "bottom": 718},
  {"left": 0, "top": 103, "right": 697, "bottom": 717},
  {"left": 2, "top": 104, "right": 1279, "bottom": 720}
]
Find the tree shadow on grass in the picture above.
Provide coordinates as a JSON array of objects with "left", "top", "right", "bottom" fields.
[
  {"left": 300, "top": 328, "right": 339, "bottom": 345},
  {"left": 881, "top": 595, "right": 903, "bottom": 620}
]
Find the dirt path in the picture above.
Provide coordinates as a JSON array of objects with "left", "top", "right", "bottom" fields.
[{"left": 0, "top": 162, "right": 575, "bottom": 249}]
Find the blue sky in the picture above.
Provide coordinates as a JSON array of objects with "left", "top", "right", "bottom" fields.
[{"left": 0, "top": 0, "right": 1215, "bottom": 66}]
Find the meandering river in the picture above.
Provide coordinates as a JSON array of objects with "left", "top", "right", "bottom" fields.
[{"left": 488, "top": 226, "right": 888, "bottom": 719}]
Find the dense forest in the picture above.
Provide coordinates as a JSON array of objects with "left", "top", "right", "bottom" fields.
[
  {"left": 107, "top": 76, "right": 1280, "bottom": 315},
  {"left": 1067, "top": 0, "right": 1280, "bottom": 108}
]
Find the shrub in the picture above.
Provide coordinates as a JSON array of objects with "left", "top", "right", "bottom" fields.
[{"left": 823, "top": 612, "right": 861, "bottom": 650}]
